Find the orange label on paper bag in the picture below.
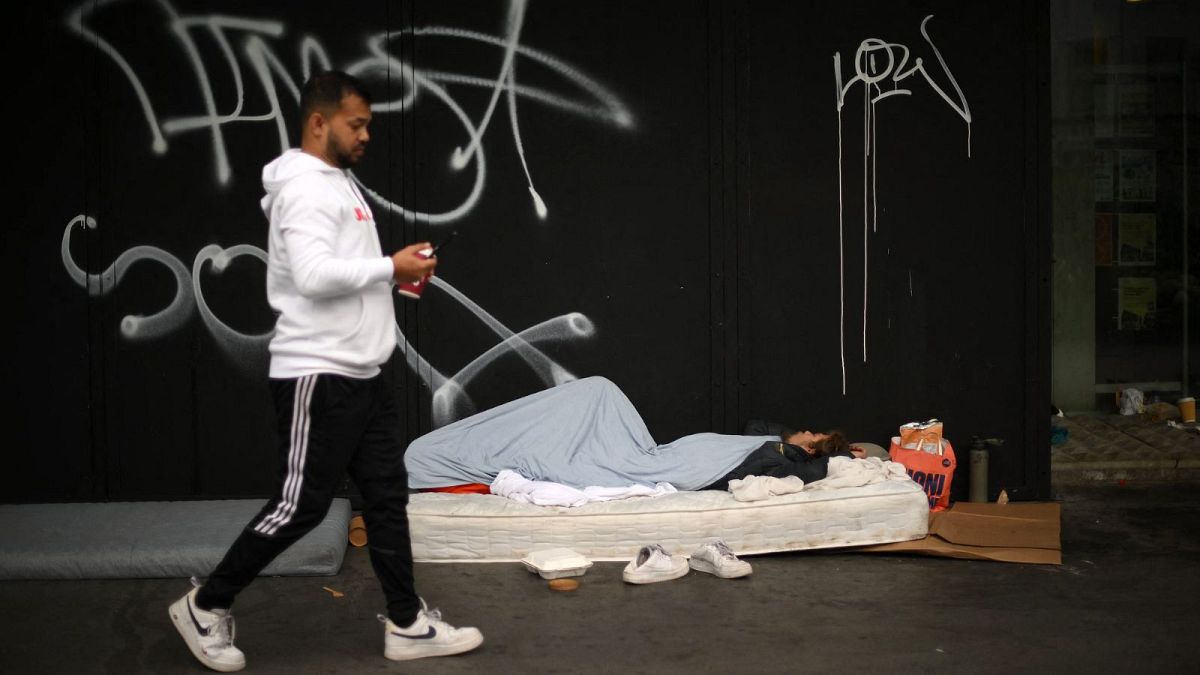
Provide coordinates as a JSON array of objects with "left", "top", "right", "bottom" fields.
[{"left": 889, "top": 436, "right": 957, "bottom": 511}]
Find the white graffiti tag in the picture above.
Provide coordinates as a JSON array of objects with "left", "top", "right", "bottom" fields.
[
  {"left": 832, "top": 15, "right": 970, "bottom": 394},
  {"left": 62, "top": 0, "right": 634, "bottom": 425},
  {"left": 60, "top": 215, "right": 195, "bottom": 341},
  {"left": 66, "top": 0, "right": 633, "bottom": 221}
]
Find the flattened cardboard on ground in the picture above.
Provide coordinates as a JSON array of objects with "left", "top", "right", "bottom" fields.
[
  {"left": 855, "top": 502, "right": 1062, "bottom": 565},
  {"left": 936, "top": 503, "right": 1061, "bottom": 549}
]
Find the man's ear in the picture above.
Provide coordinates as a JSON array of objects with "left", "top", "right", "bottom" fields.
[{"left": 306, "top": 111, "right": 327, "bottom": 137}]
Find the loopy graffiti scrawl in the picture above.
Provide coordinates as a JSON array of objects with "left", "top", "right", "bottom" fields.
[{"left": 61, "top": 0, "right": 634, "bottom": 426}]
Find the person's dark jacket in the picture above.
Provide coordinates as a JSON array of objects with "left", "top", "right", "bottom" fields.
[
  {"left": 742, "top": 419, "right": 795, "bottom": 439},
  {"left": 701, "top": 420, "right": 852, "bottom": 491}
]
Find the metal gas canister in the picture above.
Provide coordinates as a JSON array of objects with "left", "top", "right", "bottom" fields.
[{"left": 969, "top": 436, "right": 1005, "bottom": 503}]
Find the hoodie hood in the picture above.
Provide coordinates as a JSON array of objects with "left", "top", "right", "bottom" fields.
[{"left": 261, "top": 149, "right": 343, "bottom": 214}]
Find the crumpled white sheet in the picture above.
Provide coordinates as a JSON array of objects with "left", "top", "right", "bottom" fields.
[
  {"left": 728, "top": 457, "right": 910, "bottom": 502},
  {"left": 805, "top": 456, "right": 910, "bottom": 490},
  {"left": 490, "top": 469, "right": 677, "bottom": 507},
  {"left": 728, "top": 475, "right": 805, "bottom": 502}
]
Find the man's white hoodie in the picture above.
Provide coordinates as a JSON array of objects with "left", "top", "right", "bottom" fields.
[{"left": 261, "top": 149, "right": 397, "bottom": 379}]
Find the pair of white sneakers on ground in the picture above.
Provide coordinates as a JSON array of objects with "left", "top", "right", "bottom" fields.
[
  {"left": 622, "top": 540, "right": 752, "bottom": 584},
  {"left": 168, "top": 579, "right": 483, "bottom": 672}
]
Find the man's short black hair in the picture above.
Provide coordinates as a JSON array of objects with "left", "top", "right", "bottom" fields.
[{"left": 299, "top": 71, "right": 372, "bottom": 125}]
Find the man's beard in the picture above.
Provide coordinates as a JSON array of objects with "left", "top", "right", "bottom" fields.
[{"left": 328, "top": 136, "right": 364, "bottom": 168}]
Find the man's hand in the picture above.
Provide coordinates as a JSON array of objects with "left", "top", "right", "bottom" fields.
[{"left": 391, "top": 242, "right": 437, "bottom": 283}]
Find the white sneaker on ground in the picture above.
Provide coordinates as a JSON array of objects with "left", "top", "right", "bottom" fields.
[
  {"left": 168, "top": 579, "right": 246, "bottom": 672},
  {"left": 622, "top": 544, "right": 689, "bottom": 584},
  {"left": 689, "top": 540, "right": 752, "bottom": 578},
  {"left": 382, "top": 600, "right": 484, "bottom": 661}
]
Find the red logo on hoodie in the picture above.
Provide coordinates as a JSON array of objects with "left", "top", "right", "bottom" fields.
[{"left": 354, "top": 207, "right": 372, "bottom": 222}]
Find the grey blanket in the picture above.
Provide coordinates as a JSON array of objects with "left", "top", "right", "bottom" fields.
[{"left": 405, "top": 377, "right": 775, "bottom": 490}]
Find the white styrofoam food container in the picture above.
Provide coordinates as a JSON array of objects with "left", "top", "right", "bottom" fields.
[{"left": 520, "top": 547, "right": 593, "bottom": 579}]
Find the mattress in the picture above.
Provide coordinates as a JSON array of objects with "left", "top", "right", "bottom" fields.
[
  {"left": 0, "top": 499, "right": 351, "bottom": 580},
  {"left": 409, "top": 479, "right": 929, "bottom": 562}
]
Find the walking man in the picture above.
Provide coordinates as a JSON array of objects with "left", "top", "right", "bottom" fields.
[{"left": 169, "top": 71, "right": 483, "bottom": 671}]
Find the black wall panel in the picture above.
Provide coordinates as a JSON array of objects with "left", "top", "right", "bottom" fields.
[{"left": 7, "top": 0, "right": 1049, "bottom": 502}]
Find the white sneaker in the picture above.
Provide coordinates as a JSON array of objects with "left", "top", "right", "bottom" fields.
[
  {"left": 689, "top": 540, "right": 752, "bottom": 578},
  {"left": 168, "top": 580, "right": 246, "bottom": 672},
  {"left": 622, "top": 544, "right": 689, "bottom": 584},
  {"left": 382, "top": 600, "right": 483, "bottom": 661}
]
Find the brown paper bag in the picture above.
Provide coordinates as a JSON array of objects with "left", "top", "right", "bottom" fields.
[{"left": 899, "top": 419, "right": 944, "bottom": 454}]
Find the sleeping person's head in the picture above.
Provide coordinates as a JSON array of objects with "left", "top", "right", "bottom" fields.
[{"left": 784, "top": 430, "right": 851, "bottom": 457}]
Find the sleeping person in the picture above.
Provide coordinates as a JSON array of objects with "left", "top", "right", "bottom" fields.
[
  {"left": 701, "top": 427, "right": 862, "bottom": 491},
  {"left": 404, "top": 376, "right": 858, "bottom": 492}
]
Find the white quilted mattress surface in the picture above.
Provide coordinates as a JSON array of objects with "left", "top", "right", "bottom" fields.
[{"left": 408, "top": 479, "right": 929, "bottom": 562}]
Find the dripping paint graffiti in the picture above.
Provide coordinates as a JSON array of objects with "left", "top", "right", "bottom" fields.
[
  {"left": 832, "top": 14, "right": 971, "bottom": 394},
  {"left": 60, "top": 0, "right": 632, "bottom": 426}
]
